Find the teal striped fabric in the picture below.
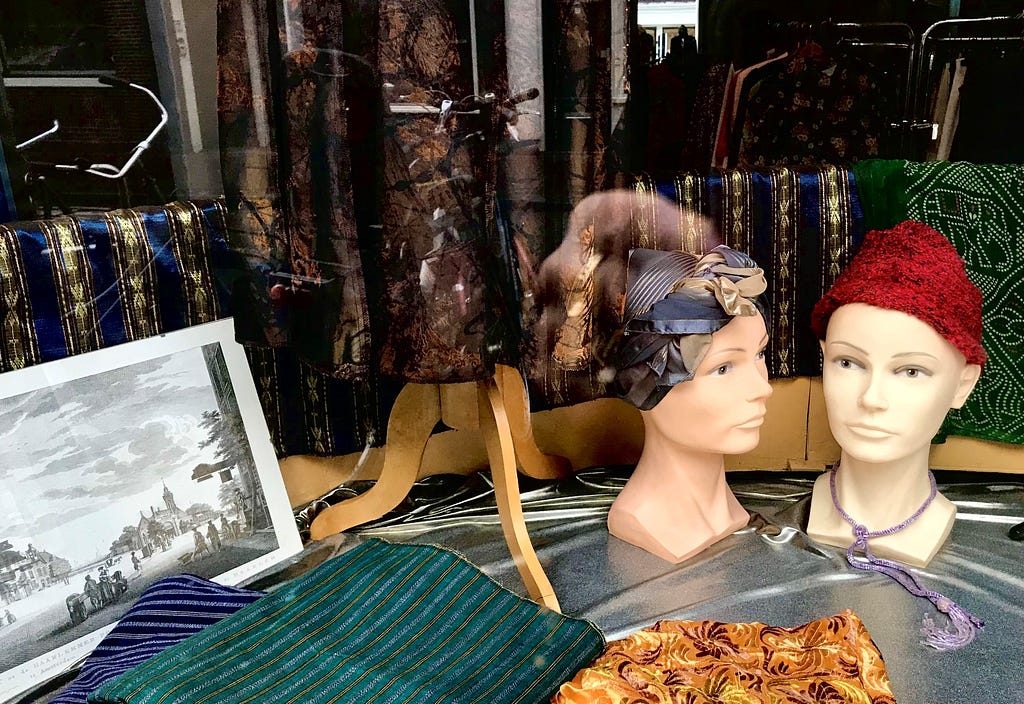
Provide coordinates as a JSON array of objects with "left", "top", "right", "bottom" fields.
[{"left": 90, "top": 539, "right": 604, "bottom": 704}]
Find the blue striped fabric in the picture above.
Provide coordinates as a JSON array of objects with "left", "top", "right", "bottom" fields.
[
  {"left": 52, "top": 575, "right": 264, "bottom": 704},
  {"left": 91, "top": 539, "right": 605, "bottom": 704}
]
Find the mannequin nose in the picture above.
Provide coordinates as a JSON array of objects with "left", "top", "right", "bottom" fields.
[
  {"left": 859, "top": 373, "right": 889, "bottom": 411},
  {"left": 746, "top": 364, "right": 773, "bottom": 402}
]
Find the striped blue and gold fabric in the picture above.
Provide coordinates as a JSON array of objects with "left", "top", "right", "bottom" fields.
[
  {"left": 53, "top": 575, "right": 264, "bottom": 704},
  {"left": 91, "top": 539, "right": 604, "bottom": 704},
  {"left": 0, "top": 202, "right": 394, "bottom": 458},
  {"left": 0, "top": 202, "right": 235, "bottom": 370}
]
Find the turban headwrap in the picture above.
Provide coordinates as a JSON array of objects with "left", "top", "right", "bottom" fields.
[
  {"left": 811, "top": 220, "right": 986, "bottom": 367},
  {"left": 615, "top": 245, "right": 768, "bottom": 410}
]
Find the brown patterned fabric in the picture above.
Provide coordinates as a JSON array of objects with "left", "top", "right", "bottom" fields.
[
  {"left": 217, "top": 0, "right": 517, "bottom": 384},
  {"left": 217, "top": 0, "right": 374, "bottom": 378},
  {"left": 553, "top": 611, "right": 896, "bottom": 704},
  {"left": 550, "top": 0, "right": 611, "bottom": 208}
]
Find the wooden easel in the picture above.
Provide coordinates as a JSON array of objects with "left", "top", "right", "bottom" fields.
[{"left": 309, "top": 364, "right": 570, "bottom": 611}]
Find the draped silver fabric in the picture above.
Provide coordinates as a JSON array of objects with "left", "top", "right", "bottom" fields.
[{"left": 287, "top": 470, "right": 1024, "bottom": 704}]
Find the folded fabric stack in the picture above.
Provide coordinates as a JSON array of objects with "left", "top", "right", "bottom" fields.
[
  {"left": 40, "top": 539, "right": 904, "bottom": 704},
  {"left": 90, "top": 539, "right": 604, "bottom": 704},
  {"left": 52, "top": 575, "right": 264, "bottom": 704}
]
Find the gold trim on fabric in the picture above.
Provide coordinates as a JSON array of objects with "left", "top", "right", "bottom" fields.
[
  {"left": 40, "top": 217, "right": 103, "bottom": 356},
  {"left": 819, "top": 165, "right": 851, "bottom": 293},
  {"left": 106, "top": 209, "right": 162, "bottom": 340},
  {"left": 770, "top": 168, "right": 799, "bottom": 377},
  {"left": 301, "top": 362, "right": 333, "bottom": 455},
  {"left": 0, "top": 227, "right": 41, "bottom": 371},
  {"left": 678, "top": 173, "right": 705, "bottom": 254},
  {"left": 553, "top": 223, "right": 600, "bottom": 370},
  {"left": 166, "top": 201, "right": 219, "bottom": 324},
  {"left": 722, "top": 170, "right": 750, "bottom": 253},
  {"left": 245, "top": 346, "right": 285, "bottom": 453},
  {"left": 631, "top": 174, "right": 656, "bottom": 248}
]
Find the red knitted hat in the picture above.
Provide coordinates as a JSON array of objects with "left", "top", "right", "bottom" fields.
[{"left": 811, "top": 220, "right": 986, "bottom": 366}]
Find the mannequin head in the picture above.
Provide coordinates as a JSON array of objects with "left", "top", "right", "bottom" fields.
[
  {"left": 820, "top": 303, "right": 980, "bottom": 465},
  {"left": 607, "top": 245, "right": 770, "bottom": 563},
  {"left": 644, "top": 312, "right": 771, "bottom": 456},
  {"left": 812, "top": 221, "right": 985, "bottom": 466},
  {"left": 808, "top": 221, "right": 986, "bottom": 569}
]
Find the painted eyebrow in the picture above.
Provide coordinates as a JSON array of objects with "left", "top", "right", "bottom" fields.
[
  {"left": 892, "top": 352, "right": 939, "bottom": 361},
  {"left": 829, "top": 341, "right": 938, "bottom": 361},
  {"left": 827, "top": 340, "right": 869, "bottom": 355},
  {"left": 708, "top": 336, "right": 770, "bottom": 358},
  {"left": 706, "top": 347, "right": 745, "bottom": 358}
]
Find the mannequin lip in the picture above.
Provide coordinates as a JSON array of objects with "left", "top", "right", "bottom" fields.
[
  {"left": 847, "top": 423, "right": 895, "bottom": 439},
  {"left": 735, "top": 415, "right": 765, "bottom": 429}
]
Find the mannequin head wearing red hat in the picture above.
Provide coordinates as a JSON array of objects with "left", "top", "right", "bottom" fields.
[{"left": 806, "top": 221, "right": 984, "bottom": 567}]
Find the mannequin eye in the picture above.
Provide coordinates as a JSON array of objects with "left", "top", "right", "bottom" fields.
[
  {"left": 896, "top": 366, "right": 931, "bottom": 379},
  {"left": 711, "top": 363, "right": 732, "bottom": 376},
  {"left": 756, "top": 347, "right": 767, "bottom": 360},
  {"left": 834, "top": 357, "right": 862, "bottom": 370}
]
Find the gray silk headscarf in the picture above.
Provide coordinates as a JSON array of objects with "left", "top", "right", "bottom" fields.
[{"left": 615, "top": 245, "right": 769, "bottom": 410}]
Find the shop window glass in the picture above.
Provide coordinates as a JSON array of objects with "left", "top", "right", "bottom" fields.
[{"left": 1, "top": 2, "right": 113, "bottom": 74}]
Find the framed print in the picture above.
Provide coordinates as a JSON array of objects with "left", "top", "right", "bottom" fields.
[{"left": 0, "top": 319, "right": 303, "bottom": 701}]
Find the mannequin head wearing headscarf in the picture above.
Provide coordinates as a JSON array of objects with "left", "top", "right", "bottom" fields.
[
  {"left": 606, "top": 244, "right": 771, "bottom": 563},
  {"left": 615, "top": 245, "right": 770, "bottom": 411}
]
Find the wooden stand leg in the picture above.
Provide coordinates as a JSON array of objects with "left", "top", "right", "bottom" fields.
[
  {"left": 494, "top": 364, "right": 572, "bottom": 480},
  {"left": 478, "top": 377, "right": 561, "bottom": 612},
  {"left": 309, "top": 383, "right": 440, "bottom": 541}
]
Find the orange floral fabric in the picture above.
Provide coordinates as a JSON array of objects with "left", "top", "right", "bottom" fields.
[{"left": 553, "top": 610, "right": 896, "bottom": 704}]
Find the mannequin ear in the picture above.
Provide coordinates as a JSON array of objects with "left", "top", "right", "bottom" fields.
[{"left": 950, "top": 363, "right": 982, "bottom": 409}]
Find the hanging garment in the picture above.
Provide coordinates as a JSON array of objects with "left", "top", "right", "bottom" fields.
[
  {"left": 644, "top": 62, "right": 690, "bottom": 179},
  {"left": 531, "top": 167, "right": 865, "bottom": 409},
  {"left": 949, "top": 51, "right": 1024, "bottom": 164},
  {"left": 52, "top": 575, "right": 264, "bottom": 704},
  {"left": 712, "top": 52, "right": 789, "bottom": 170},
  {"left": 217, "top": 0, "right": 372, "bottom": 379},
  {"left": 680, "top": 62, "right": 732, "bottom": 174},
  {"left": 217, "top": 0, "right": 522, "bottom": 385},
  {"left": 852, "top": 160, "right": 1024, "bottom": 445},
  {"left": 936, "top": 58, "right": 967, "bottom": 161},
  {"left": 735, "top": 43, "right": 897, "bottom": 170},
  {"left": 549, "top": 0, "right": 611, "bottom": 210},
  {"left": 91, "top": 539, "right": 605, "bottom": 704},
  {"left": 552, "top": 611, "right": 895, "bottom": 704}
]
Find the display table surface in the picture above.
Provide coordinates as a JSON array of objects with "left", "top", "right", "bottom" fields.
[
  {"left": 288, "top": 469, "right": 1024, "bottom": 704},
  {"left": 23, "top": 470, "right": 1024, "bottom": 703}
]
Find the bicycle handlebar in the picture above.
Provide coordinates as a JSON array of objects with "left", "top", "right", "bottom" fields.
[{"left": 53, "top": 77, "right": 168, "bottom": 180}]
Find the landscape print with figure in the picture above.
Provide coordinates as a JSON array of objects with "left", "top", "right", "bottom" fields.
[{"left": 0, "top": 322, "right": 301, "bottom": 699}]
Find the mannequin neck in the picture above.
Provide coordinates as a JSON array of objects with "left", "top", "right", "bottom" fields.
[
  {"left": 633, "top": 422, "right": 727, "bottom": 502},
  {"left": 834, "top": 447, "right": 934, "bottom": 531},
  {"left": 607, "top": 420, "right": 748, "bottom": 563}
]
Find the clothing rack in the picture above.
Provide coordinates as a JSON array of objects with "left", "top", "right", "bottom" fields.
[
  {"left": 831, "top": 22, "right": 917, "bottom": 157},
  {"left": 907, "top": 16, "right": 1024, "bottom": 158},
  {"left": 751, "top": 16, "right": 1022, "bottom": 160}
]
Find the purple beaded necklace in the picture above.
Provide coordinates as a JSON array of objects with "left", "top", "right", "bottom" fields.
[{"left": 829, "top": 464, "right": 983, "bottom": 651}]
